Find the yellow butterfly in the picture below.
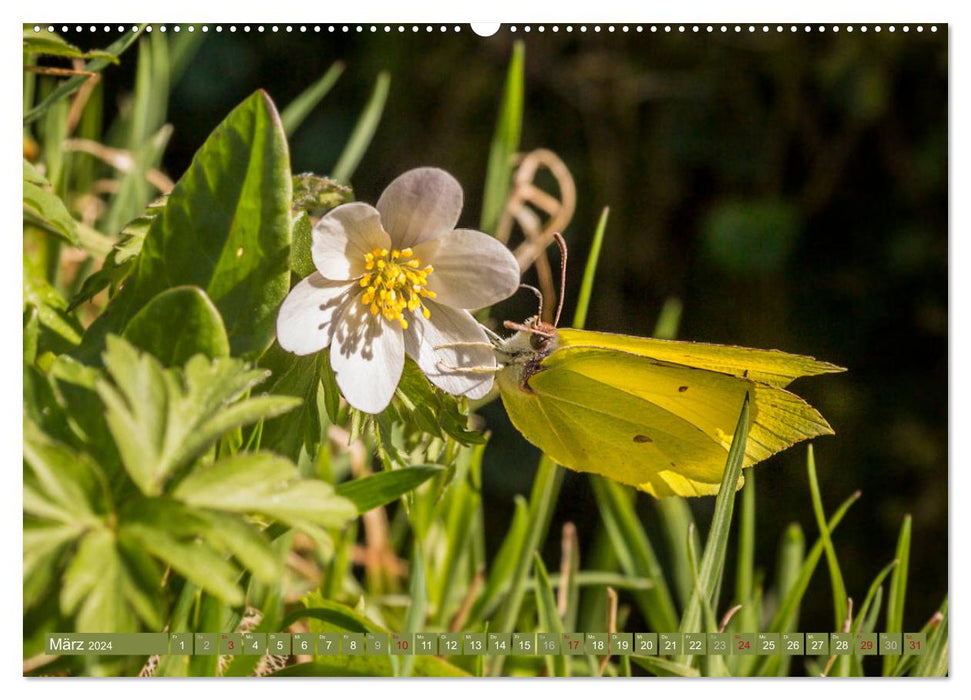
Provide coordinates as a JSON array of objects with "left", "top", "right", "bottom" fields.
[{"left": 491, "top": 237, "right": 845, "bottom": 498}]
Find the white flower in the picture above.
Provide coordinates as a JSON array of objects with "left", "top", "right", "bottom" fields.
[{"left": 277, "top": 167, "right": 521, "bottom": 414}]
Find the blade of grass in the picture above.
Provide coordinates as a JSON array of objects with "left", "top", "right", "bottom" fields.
[
  {"left": 911, "top": 598, "right": 948, "bottom": 677},
  {"left": 591, "top": 476, "right": 679, "bottom": 632},
  {"left": 630, "top": 655, "right": 700, "bottom": 677},
  {"left": 332, "top": 72, "right": 390, "bottom": 184},
  {"left": 733, "top": 469, "right": 757, "bottom": 632},
  {"left": 470, "top": 495, "right": 529, "bottom": 623},
  {"left": 807, "top": 445, "right": 849, "bottom": 630},
  {"left": 571, "top": 207, "right": 609, "bottom": 326},
  {"left": 25, "top": 27, "right": 144, "bottom": 125},
  {"left": 281, "top": 62, "right": 345, "bottom": 137},
  {"left": 433, "top": 444, "right": 484, "bottom": 626},
  {"left": 479, "top": 41, "right": 524, "bottom": 234},
  {"left": 678, "top": 394, "right": 751, "bottom": 644},
  {"left": 762, "top": 523, "right": 804, "bottom": 676},
  {"left": 686, "top": 524, "right": 730, "bottom": 676},
  {"left": 533, "top": 552, "right": 569, "bottom": 677},
  {"left": 655, "top": 497, "right": 698, "bottom": 610},
  {"left": 753, "top": 491, "right": 860, "bottom": 676},
  {"left": 883, "top": 514, "right": 911, "bottom": 675},
  {"left": 845, "top": 561, "right": 896, "bottom": 676},
  {"left": 398, "top": 542, "right": 427, "bottom": 677}
]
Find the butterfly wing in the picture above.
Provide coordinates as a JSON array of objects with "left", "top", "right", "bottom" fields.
[
  {"left": 498, "top": 342, "right": 836, "bottom": 498},
  {"left": 557, "top": 328, "right": 845, "bottom": 388}
]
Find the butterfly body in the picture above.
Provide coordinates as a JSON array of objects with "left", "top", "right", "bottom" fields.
[{"left": 495, "top": 319, "right": 844, "bottom": 498}]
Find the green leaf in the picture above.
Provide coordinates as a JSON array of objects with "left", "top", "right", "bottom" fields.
[
  {"left": 78, "top": 90, "right": 292, "bottom": 361},
  {"left": 257, "top": 343, "right": 326, "bottom": 461},
  {"left": 122, "top": 286, "right": 230, "bottom": 366},
  {"left": 679, "top": 394, "right": 750, "bottom": 639},
  {"left": 23, "top": 159, "right": 79, "bottom": 244},
  {"left": 23, "top": 419, "right": 105, "bottom": 527},
  {"left": 480, "top": 41, "right": 525, "bottom": 234},
  {"left": 335, "top": 465, "right": 444, "bottom": 514},
  {"left": 121, "top": 513, "right": 244, "bottom": 605},
  {"left": 196, "top": 510, "right": 283, "bottom": 585},
  {"left": 23, "top": 256, "right": 83, "bottom": 347},
  {"left": 68, "top": 197, "right": 165, "bottom": 312},
  {"left": 332, "top": 72, "right": 390, "bottom": 184},
  {"left": 172, "top": 452, "right": 356, "bottom": 530},
  {"left": 97, "top": 335, "right": 300, "bottom": 495},
  {"left": 24, "top": 27, "right": 142, "bottom": 125},
  {"left": 281, "top": 62, "right": 345, "bottom": 136},
  {"left": 60, "top": 528, "right": 160, "bottom": 632}
]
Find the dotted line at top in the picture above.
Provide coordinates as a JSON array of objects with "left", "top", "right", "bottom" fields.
[{"left": 30, "top": 24, "right": 940, "bottom": 35}]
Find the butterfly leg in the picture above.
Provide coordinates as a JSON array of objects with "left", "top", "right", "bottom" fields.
[
  {"left": 435, "top": 360, "right": 501, "bottom": 374},
  {"left": 433, "top": 341, "right": 496, "bottom": 351}
]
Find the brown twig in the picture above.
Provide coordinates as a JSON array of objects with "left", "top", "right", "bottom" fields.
[
  {"left": 449, "top": 565, "right": 485, "bottom": 633},
  {"left": 821, "top": 597, "right": 854, "bottom": 677},
  {"left": 557, "top": 522, "right": 577, "bottom": 617},
  {"left": 598, "top": 587, "right": 619, "bottom": 676},
  {"left": 718, "top": 604, "right": 744, "bottom": 633}
]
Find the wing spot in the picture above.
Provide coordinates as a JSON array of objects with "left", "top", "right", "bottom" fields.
[
  {"left": 670, "top": 462, "right": 676, "bottom": 468},
  {"left": 633, "top": 434, "right": 652, "bottom": 443},
  {"left": 678, "top": 385, "right": 689, "bottom": 392}
]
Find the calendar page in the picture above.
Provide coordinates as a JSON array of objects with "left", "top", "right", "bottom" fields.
[{"left": 21, "top": 12, "right": 948, "bottom": 682}]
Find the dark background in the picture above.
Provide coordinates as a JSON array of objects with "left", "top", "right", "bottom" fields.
[{"left": 80, "top": 25, "right": 948, "bottom": 634}]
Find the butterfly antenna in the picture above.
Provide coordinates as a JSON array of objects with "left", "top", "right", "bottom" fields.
[
  {"left": 519, "top": 284, "right": 544, "bottom": 319},
  {"left": 553, "top": 232, "right": 568, "bottom": 327}
]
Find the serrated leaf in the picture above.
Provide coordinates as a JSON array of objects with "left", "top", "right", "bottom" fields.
[
  {"left": 120, "top": 503, "right": 245, "bottom": 606},
  {"left": 23, "top": 256, "right": 83, "bottom": 346},
  {"left": 258, "top": 342, "right": 326, "bottom": 461},
  {"left": 195, "top": 510, "right": 282, "bottom": 585},
  {"left": 23, "top": 419, "right": 105, "bottom": 527},
  {"left": 77, "top": 90, "right": 292, "bottom": 361},
  {"left": 97, "top": 335, "right": 300, "bottom": 495},
  {"left": 335, "top": 465, "right": 444, "bottom": 514},
  {"left": 60, "top": 529, "right": 144, "bottom": 632},
  {"left": 122, "top": 286, "right": 230, "bottom": 366},
  {"left": 23, "top": 159, "right": 79, "bottom": 244},
  {"left": 172, "top": 452, "right": 356, "bottom": 530}
]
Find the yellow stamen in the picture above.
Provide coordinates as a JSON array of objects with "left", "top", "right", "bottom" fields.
[{"left": 358, "top": 246, "right": 435, "bottom": 326}]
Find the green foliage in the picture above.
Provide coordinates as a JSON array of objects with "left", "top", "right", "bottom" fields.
[
  {"left": 22, "top": 33, "right": 945, "bottom": 679},
  {"left": 480, "top": 41, "right": 524, "bottom": 235},
  {"left": 78, "top": 90, "right": 292, "bottom": 361},
  {"left": 23, "top": 159, "right": 79, "bottom": 245},
  {"left": 24, "top": 27, "right": 142, "bottom": 125}
]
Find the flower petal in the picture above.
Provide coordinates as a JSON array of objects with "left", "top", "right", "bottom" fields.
[
  {"left": 415, "top": 228, "right": 521, "bottom": 309},
  {"left": 404, "top": 301, "right": 496, "bottom": 400},
  {"left": 312, "top": 202, "right": 391, "bottom": 281},
  {"left": 376, "top": 168, "right": 463, "bottom": 249},
  {"left": 276, "top": 273, "right": 355, "bottom": 356},
  {"left": 330, "top": 298, "right": 405, "bottom": 413}
]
